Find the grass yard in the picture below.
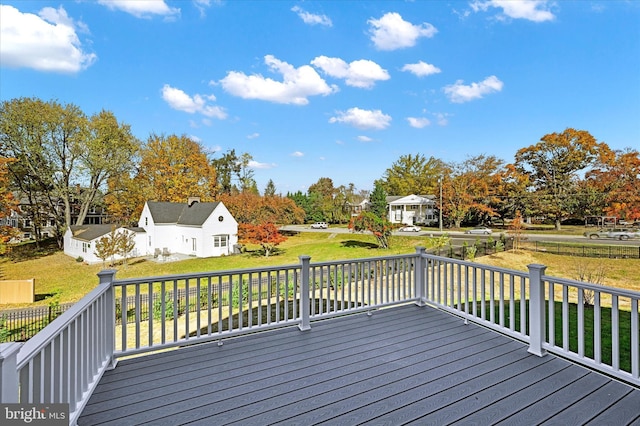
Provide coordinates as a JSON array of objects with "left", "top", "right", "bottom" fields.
[{"left": 1, "top": 232, "right": 638, "bottom": 308}]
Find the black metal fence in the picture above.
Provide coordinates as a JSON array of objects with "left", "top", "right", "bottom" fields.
[
  {"left": 430, "top": 238, "right": 514, "bottom": 260},
  {"left": 522, "top": 241, "right": 640, "bottom": 259},
  {"left": 0, "top": 302, "right": 75, "bottom": 343}
]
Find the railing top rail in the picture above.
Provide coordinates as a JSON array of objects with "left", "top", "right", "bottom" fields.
[
  {"left": 113, "top": 263, "right": 302, "bottom": 286},
  {"left": 16, "top": 281, "right": 111, "bottom": 369},
  {"left": 310, "top": 253, "right": 418, "bottom": 268},
  {"left": 421, "top": 252, "right": 529, "bottom": 278},
  {"left": 543, "top": 274, "right": 640, "bottom": 299}
]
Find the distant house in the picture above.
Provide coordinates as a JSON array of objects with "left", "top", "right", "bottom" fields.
[
  {"left": 386, "top": 194, "right": 436, "bottom": 225},
  {"left": 63, "top": 199, "right": 238, "bottom": 263}
]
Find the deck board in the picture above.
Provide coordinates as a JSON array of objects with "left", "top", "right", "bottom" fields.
[{"left": 79, "top": 304, "right": 640, "bottom": 426}]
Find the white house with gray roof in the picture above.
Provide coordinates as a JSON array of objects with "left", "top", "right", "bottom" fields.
[
  {"left": 64, "top": 199, "right": 238, "bottom": 263},
  {"left": 63, "top": 225, "right": 144, "bottom": 264},
  {"left": 139, "top": 200, "right": 238, "bottom": 259}
]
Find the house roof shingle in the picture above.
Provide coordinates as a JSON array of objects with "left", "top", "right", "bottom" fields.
[{"left": 146, "top": 201, "right": 221, "bottom": 226}]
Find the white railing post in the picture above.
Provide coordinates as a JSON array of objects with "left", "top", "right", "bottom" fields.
[
  {"left": 298, "top": 255, "right": 311, "bottom": 331},
  {"left": 98, "top": 269, "right": 117, "bottom": 369},
  {"left": 414, "top": 247, "right": 427, "bottom": 306},
  {"left": 0, "top": 342, "right": 22, "bottom": 403},
  {"left": 527, "top": 264, "right": 547, "bottom": 357}
]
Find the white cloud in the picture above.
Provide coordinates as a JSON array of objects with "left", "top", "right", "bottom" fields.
[
  {"left": 470, "top": 0, "right": 555, "bottom": 22},
  {"left": 443, "top": 75, "right": 504, "bottom": 103},
  {"left": 291, "top": 151, "right": 304, "bottom": 157},
  {"left": 357, "top": 136, "right": 374, "bottom": 142},
  {"left": 329, "top": 107, "right": 392, "bottom": 130},
  {"left": 291, "top": 6, "right": 332, "bottom": 26},
  {"left": 407, "top": 117, "right": 431, "bottom": 128},
  {"left": 249, "top": 160, "right": 276, "bottom": 169},
  {"left": 219, "top": 55, "right": 338, "bottom": 105},
  {"left": 0, "top": 5, "right": 96, "bottom": 73},
  {"left": 368, "top": 12, "right": 437, "bottom": 51},
  {"left": 161, "top": 84, "right": 227, "bottom": 119},
  {"left": 311, "top": 56, "right": 390, "bottom": 89},
  {"left": 98, "top": 0, "right": 180, "bottom": 18},
  {"left": 247, "top": 133, "right": 260, "bottom": 139},
  {"left": 401, "top": 61, "right": 441, "bottom": 77}
]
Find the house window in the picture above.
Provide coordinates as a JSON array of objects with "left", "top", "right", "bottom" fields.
[
  {"left": 148, "top": 236, "right": 151, "bottom": 247},
  {"left": 192, "top": 238, "right": 197, "bottom": 251},
  {"left": 213, "top": 235, "right": 228, "bottom": 248},
  {"left": 145, "top": 217, "right": 148, "bottom": 226},
  {"left": 82, "top": 242, "right": 91, "bottom": 253}
]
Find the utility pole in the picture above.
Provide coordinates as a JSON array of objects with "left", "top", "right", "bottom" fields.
[{"left": 439, "top": 177, "right": 443, "bottom": 232}]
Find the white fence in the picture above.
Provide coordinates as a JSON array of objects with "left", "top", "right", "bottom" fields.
[{"left": 1, "top": 248, "right": 638, "bottom": 425}]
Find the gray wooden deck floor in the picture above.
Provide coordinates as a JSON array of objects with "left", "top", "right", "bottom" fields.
[{"left": 79, "top": 305, "right": 640, "bottom": 426}]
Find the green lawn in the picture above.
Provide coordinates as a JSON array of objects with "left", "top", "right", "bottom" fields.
[{"left": 1, "top": 232, "right": 638, "bottom": 308}]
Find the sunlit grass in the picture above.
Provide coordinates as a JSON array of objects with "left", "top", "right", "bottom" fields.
[{"left": 1, "top": 233, "right": 638, "bottom": 309}]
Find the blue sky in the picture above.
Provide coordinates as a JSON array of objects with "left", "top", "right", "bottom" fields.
[{"left": 1, "top": 1, "right": 639, "bottom": 195}]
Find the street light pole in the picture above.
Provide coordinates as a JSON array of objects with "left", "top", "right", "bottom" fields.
[{"left": 439, "top": 177, "right": 443, "bottom": 232}]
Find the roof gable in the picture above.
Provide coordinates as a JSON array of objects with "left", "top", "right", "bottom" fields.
[{"left": 146, "top": 201, "right": 221, "bottom": 226}]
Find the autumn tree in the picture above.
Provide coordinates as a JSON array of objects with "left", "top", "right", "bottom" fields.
[
  {"left": 0, "top": 157, "right": 20, "bottom": 244},
  {"left": 443, "top": 155, "right": 503, "bottom": 228},
  {"left": 238, "top": 222, "right": 286, "bottom": 257},
  {"left": 116, "top": 230, "right": 137, "bottom": 268},
  {"left": 219, "top": 192, "right": 304, "bottom": 225},
  {"left": 0, "top": 98, "right": 138, "bottom": 245},
  {"left": 508, "top": 210, "right": 525, "bottom": 250},
  {"left": 380, "top": 153, "right": 446, "bottom": 196},
  {"left": 349, "top": 211, "right": 393, "bottom": 249},
  {"left": 515, "top": 128, "right": 611, "bottom": 230},
  {"left": 94, "top": 226, "right": 119, "bottom": 267},
  {"left": 106, "top": 134, "right": 217, "bottom": 222},
  {"left": 585, "top": 148, "right": 640, "bottom": 221}
]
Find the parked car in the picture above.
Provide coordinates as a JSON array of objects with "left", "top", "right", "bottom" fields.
[
  {"left": 608, "top": 230, "right": 640, "bottom": 241},
  {"left": 310, "top": 222, "right": 328, "bottom": 229},
  {"left": 465, "top": 226, "right": 492, "bottom": 235},
  {"left": 583, "top": 228, "right": 638, "bottom": 240},
  {"left": 398, "top": 225, "right": 421, "bottom": 232}
]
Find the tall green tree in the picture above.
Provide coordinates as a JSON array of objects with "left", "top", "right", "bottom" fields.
[
  {"left": 380, "top": 153, "right": 446, "bottom": 196},
  {"left": 370, "top": 180, "right": 388, "bottom": 219},
  {"left": 515, "top": 128, "right": 611, "bottom": 230},
  {"left": 264, "top": 179, "right": 277, "bottom": 197},
  {"left": 212, "top": 149, "right": 241, "bottom": 195}
]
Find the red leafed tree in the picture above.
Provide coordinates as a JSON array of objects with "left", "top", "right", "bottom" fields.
[{"left": 238, "top": 222, "right": 286, "bottom": 257}]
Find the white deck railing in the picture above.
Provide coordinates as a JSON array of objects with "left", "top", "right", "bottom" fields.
[
  {"left": 420, "top": 250, "right": 640, "bottom": 386},
  {"left": 1, "top": 248, "right": 638, "bottom": 425}
]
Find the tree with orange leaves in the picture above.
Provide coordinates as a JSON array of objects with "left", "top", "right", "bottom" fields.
[
  {"left": 105, "top": 133, "right": 217, "bottom": 224},
  {"left": 0, "top": 157, "right": 20, "bottom": 243},
  {"left": 515, "top": 128, "right": 611, "bottom": 230},
  {"left": 238, "top": 222, "right": 286, "bottom": 257},
  {"left": 585, "top": 147, "right": 640, "bottom": 221}
]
